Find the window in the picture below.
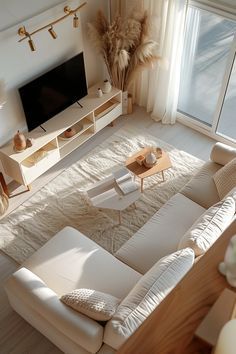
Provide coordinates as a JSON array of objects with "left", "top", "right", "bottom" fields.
[{"left": 177, "top": 2, "right": 236, "bottom": 142}]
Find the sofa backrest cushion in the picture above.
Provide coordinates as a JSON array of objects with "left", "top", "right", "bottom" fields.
[
  {"left": 210, "top": 142, "right": 236, "bottom": 166},
  {"left": 180, "top": 161, "right": 221, "bottom": 209},
  {"left": 178, "top": 197, "right": 235, "bottom": 256},
  {"left": 213, "top": 158, "right": 236, "bottom": 199},
  {"left": 104, "top": 248, "right": 194, "bottom": 350}
]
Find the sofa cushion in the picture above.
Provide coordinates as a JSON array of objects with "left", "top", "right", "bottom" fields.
[
  {"left": 115, "top": 193, "right": 205, "bottom": 274},
  {"left": 213, "top": 158, "right": 236, "bottom": 199},
  {"left": 61, "top": 289, "right": 120, "bottom": 321},
  {"left": 22, "top": 227, "right": 141, "bottom": 298},
  {"left": 104, "top": 248, "right": 194, "bottom": 350},
  {"left": 210, "top": 142, "right": 236, "bottom": 166},
  {"left": 178, "top": 197, "right": 235, "bottom": 256},
  {"left": 180, "top": 161, "right": 221, "bottom": 209}
]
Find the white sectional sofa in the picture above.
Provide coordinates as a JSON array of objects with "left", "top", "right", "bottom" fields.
[{"left": 4, "top": 142, "right": 236, "bottom": 354}]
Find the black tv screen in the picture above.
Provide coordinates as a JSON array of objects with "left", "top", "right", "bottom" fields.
[{"left": 19, "top": 52, "right": 87, "bottom": 131}]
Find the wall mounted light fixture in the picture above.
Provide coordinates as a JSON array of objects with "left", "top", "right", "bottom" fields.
[{"left": 18, "top": 2, "right": 86, "bottom": 52}]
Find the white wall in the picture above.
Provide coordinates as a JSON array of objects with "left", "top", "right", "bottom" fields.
[{"left": 0, "top": 0, "right": 108, "bottom": 147}]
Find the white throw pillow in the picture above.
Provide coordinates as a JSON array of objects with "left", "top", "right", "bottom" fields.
[
  {"left": 213, "top": 158, "right": 236, "bottom": 199},
  {"left": 104, "top": 248, "right": 194, "bottom": 349},
  {"left": 178, "top": 197, "right": 235, "bottom": 256},
  {"left": 61, "top": 289, "right": 120, "bottom": 321}
]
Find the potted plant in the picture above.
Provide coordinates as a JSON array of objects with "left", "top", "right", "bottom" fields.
[{"left": 88, "top": 10, "right": 160, "bottom": 111}]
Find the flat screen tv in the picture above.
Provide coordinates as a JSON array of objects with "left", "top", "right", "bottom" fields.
[{"left": 19, "top": 52, "right": 87, "bottom": 132}]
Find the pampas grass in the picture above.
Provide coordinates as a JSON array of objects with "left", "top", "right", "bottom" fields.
[{"left": 88, "top": 10, "right": 160, "bottom": 91}]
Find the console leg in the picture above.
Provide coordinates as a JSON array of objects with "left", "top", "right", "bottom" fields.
[
  {"left": 109, "top": 121, "right": 114, "bottom": 127},
  {"left": 27, "top": 184, "right": 32, "bottom": 191}
]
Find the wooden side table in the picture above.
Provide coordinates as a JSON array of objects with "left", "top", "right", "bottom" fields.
[
  {"left": 195, "top": 288, "right": 236, "bottom": 348},
  {"left": 125, "top": 148, "right": 172, "bottom": 192},
  {"left": 0, "top": 172, "right": 9, "bottom": 197}
]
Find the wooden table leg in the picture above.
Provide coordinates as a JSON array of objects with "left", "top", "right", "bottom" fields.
[
  {"left": 118, "top": 210, "right": 121, "bottom": 224},
  {"left": 162, "top": 171, "right": 165, "bottom": 182},
  {"left": 141, "top": 178, "right": 144, "bottom": 193},
  {"left": 27, "top": 184, "right": 32, "bottom": 191}
]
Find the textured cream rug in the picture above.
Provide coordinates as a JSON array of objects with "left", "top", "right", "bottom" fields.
[{"left": 0, "top": 126, "right": 204, "bottom": 264}]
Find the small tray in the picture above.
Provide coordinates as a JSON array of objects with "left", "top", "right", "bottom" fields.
[{"left": 58, "top": 124, "right": 83, "bottom": 140}]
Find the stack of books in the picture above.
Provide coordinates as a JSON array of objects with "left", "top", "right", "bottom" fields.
[{"left": 113, "top": 167, "right": 139, "bottom": 195}]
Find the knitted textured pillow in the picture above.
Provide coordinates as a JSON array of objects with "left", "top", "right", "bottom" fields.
[
  {"left": 213, "top": 158, "right": 236, "bottom": 199},
  {"left": 61, "top": 288, "right": 120, "bottom": 321}
]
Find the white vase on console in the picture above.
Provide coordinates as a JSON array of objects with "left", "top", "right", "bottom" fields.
[{"left": 102, "top": 79, "right": 112, "bottom": 94}]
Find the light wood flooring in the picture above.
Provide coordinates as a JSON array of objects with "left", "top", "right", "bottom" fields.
[{"left": 0, "top": 106, "right": 216, "bottom": 354}]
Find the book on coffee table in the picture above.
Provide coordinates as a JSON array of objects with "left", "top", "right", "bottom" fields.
[
  {"left": 113, "top": 168, "right": 138, "bottom": 195},
  {"left": 90, "top": 187, "right": 118, "bottom": 206}
]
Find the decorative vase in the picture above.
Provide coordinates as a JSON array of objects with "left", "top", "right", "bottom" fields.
[
  {"left": 102, "top": 79, "right": 112, "bottom": 94},
  {"left": 0, "top": 186, "right": 9, "bottom": 216},
  {"left": 97, "top": 88, "right": 103, "bottom": 98},
  {"left": 219, "top": 234, "right": 236, "bottom": 287},
  {"left": 13, "top": 130, "right": 26, "bottom": 152},
  {"left": 146, "top": 152, "right": 157, "bottom": 165},
  {"left": 64, "top": 127, "right": 76, "bottom": 138}
]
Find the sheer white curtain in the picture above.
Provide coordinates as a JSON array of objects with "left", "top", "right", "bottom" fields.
[{"left": 121, "top": 0, "right": 188, "bottom": 124}]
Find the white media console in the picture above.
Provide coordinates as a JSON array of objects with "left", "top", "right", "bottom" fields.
[{"left": 0, "top": 84, "right": 122, "bottom": 188}]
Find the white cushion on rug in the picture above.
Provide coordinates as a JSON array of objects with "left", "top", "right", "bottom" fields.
[
  {"left": 178, "top": 197, "right": 235, "bottom": 256},
  {"left": 104, "top": 248, "right": 194, "bottom": 349},
  {"left": 61, "top": 289, "right": 120, "bottom": 321},
  {"left": 213, "top": 158, "right": 236, "bottom": 199}
]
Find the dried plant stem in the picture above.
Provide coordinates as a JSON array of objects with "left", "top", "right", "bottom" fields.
[{"left": 88, "top": 10, "right": 160, "bottom": 91}]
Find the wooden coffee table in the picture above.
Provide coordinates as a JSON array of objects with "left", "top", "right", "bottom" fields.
[{"left": 125, "top": 147, "right": 172, "bottom": 192}]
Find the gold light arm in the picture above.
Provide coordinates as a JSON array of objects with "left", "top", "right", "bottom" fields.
[{"left": 18, "top": 2, "right": 86, "bottom": 43}]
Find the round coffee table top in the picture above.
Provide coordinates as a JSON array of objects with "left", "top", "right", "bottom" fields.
[{"left": 125, "top": 147, "right": 172, "bottom": 179}]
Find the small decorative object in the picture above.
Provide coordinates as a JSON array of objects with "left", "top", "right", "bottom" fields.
[
  {"left": 214, "top": 319, "right": 236, "bottom": 354},
  {"left": 102, "top": 79, "right": 112, "bottom": 94},
  {"left": 97, "top": 88, "right": 103, "bottom": 98},
  {"left": 136, "top": 155, "right": 145, "bottom": 166},
  {"left": 13, "top": 130, "right": 26, "bottom": 152},
  {"left": 155, "top": 147, "right": 162, "bottom": 159},
  {"left": 144, "top": 152, "right": 157, "bottom": 168},
  {"left": 64, "top": 127, "right": 76, "bottom": 138},
  {"left": 219, "top": 234, "right": 236, "bottom": 287},
  {"left": 26, "top": 138, "right": 34, "bottom": 148},
  {"left": 0, "top": 184, "right": 9, "bottom": 216}
]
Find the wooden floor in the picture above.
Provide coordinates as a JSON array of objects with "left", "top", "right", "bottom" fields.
[{"left": 0, "top": 106, "right": 216, "bottom": 354}]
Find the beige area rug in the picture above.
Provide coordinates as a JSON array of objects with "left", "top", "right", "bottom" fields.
[{"left": 0, "top": 126, "right": 204, "bottom": 264}]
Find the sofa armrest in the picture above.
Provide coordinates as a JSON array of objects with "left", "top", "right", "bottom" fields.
[
  {"left": 4, "top": 267, "right": 103, "bottom": 354},
  {"left": 210, "top": 142, "right": 236, "bottom": 166}
]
